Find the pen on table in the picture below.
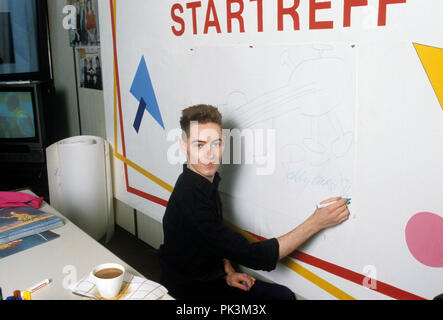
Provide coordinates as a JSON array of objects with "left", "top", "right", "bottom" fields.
[
  {"left": 317, "top": 198, "right": 351, "bottom": 209},
  {"left": 26, "top": 278, "right": 51, "bottom": 294}
]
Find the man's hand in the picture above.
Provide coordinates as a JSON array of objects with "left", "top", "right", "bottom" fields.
[
  {"left": 310, "top": 197, "right": 350, "bottom": 230},
  {"left": 223, "top": 259, "right": 255, "bottom": 291},
  {"left": 225, "top": 272, "right": 255, "bottom": 291},
  {"left": 277, "top": 197, "right": 350, "bottom": 259}
]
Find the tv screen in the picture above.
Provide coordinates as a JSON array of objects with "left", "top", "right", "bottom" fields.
[
  {"left": 0, "top": 0, "right": 51, "bottom": 81},
  {"left": 0, "top": 90, "right": 36, "bottom": 139},
  {"left": 0, "top": 12, "right": 15, "bottom": 64}
]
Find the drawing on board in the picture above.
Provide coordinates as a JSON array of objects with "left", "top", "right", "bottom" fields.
[
  {"left": 222, "top": 45, "right": 353, "bottom": 171},
  {"left": 187, "top": 44, "right": 355, "bottom": 229}
]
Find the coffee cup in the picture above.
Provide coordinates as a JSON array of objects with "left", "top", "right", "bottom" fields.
[{"left": 92, "top": 263, "right": 125, "bottom": 299}]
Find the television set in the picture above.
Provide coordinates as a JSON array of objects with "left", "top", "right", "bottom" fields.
[
  {"left": 0, "top": 81, "right": 50, "bottom": 163},
  {"left": 0, "top": 0, "right": 52, "bottom": 82}
]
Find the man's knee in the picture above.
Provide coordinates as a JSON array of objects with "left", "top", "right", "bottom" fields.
[
  {"left": 252, "top": 280, "right": 296, "bottom": 300},
  {"left": 275, "top": 285, "right": 296, "bottom": 300}
]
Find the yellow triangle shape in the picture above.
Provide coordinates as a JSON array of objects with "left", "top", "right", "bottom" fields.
[{"left": 413, "top": 43, "right": 443, "bottom": 111}]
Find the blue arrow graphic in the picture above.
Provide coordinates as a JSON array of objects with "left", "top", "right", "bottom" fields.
[{"left": 130, "top": 55, "right": 165, "bottom": 132}]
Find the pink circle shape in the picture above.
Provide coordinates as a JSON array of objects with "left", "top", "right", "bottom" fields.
[{"left": 405, "top": 212, "right": 443, "bottom": 268}]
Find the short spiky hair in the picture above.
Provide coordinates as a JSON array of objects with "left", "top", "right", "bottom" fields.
[{"left": 180, "top": 104, "right": 222, "bottom": 138}]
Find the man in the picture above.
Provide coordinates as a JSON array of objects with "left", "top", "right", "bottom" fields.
[
  {"left": 158, "top": 104, "right": 350, "bottom": 300},
  {"left": 94, "top": 56, "right": 102, "bottom": 90},
  {"left": 4, "top": 94, "right": 35, "bottom": 138}
]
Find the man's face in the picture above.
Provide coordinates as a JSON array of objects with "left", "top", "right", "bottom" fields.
[
  {"left": 181, "top": 121, "right": 224, "bottom": 182},
  {"left": 6, "top": 95, "right": 19, "bottom": 111}
]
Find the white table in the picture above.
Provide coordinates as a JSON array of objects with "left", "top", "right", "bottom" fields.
[{"left": 0, "top": 190, "right": 173, "bottom": 300}]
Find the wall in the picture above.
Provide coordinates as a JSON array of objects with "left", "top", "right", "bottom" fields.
[
  {"left": 47, "top": 0, "right": 79, "bottom": 140},
  {"left": 47, "top": 0, "right": 106, "bottom": 139},
  {"left": 46, "top": 0, "right": 164, "bottom": 249}
]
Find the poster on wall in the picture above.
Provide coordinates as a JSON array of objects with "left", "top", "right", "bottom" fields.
[
  {"left": 68, "top": 0, "right": 100, "bottom": 47},
  {"left": 77, "top": 46, "right": 102, "bottom": 90}
]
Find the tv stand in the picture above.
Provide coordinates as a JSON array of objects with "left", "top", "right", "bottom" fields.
[
  {"left": 0, "top": 161, "right": 49, "bottom": 201},
  {"left": 0, "top": 147, "right": 45, "bottom": 163}
]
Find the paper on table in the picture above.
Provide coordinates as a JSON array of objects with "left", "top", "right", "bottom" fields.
[{"left": 70, "top": 272, "right": 168, "bottom": 300}]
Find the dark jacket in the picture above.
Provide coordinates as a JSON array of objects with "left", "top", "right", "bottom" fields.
[{"left": 158, "top": 164, "right": 279, "bottom": 287}]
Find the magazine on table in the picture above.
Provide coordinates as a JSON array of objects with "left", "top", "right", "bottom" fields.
[{"left": 0, "top": 206, "right": 64, "bottom": 244}]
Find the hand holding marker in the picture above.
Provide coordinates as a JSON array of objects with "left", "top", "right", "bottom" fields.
[{"left": 317, "top": 198, "right": 351, "bottom": 209}]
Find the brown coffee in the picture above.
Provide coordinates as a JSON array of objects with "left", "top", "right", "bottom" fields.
[{"left": 94, "top": 267, "right": 123, "bottom": 279}]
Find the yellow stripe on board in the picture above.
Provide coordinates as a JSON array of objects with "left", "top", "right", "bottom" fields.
[
  {"left": 281, "top": 258, "right": 356, "bottom": 300},
  {"left": 114, "top": 64, "right": 118, "bottom": 156},
  {"left": 224, "top": 220, "right": 356, "bottom": 300},
  {"left": 113, "top": 0, "right": 116, "bottom": 20},
  {"left": 114, "top": 152, "right": 174, "bottom": 193}
]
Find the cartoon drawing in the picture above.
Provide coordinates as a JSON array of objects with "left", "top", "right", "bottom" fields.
[{"left": 222, "top": 45, "right": 354, "bottom": 163}]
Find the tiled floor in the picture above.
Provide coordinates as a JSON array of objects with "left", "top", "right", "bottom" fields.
[{"left": 102, "top": 225, "right": 162, "bottom": 283}]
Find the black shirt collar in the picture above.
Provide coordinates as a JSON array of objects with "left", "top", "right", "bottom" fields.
[{"left": 182, "top": 163, "right": 221, "bottom": 190}]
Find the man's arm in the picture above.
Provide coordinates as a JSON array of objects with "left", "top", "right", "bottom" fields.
[
  {"left": 190, "top": 186, "right": 280, "bottom": 271},
  {"left": 223, "top": 258, "right": 236, "bottom": 276},
  {"left": 277, "top": 197, "right": 350, "bottom": 259}
]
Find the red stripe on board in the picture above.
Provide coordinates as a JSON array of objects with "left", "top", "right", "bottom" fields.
[
  {"left": 127, "top": 186, "right": 168, "bottom": 207},
  {"left": 292, "top": 250, "right": 426, "bottom": 300},
  {"left": 110, "top": 0, "right": 129, "bottom": 189},
  {"left": 245, "top": 231, "right": 426, "bottom": 300}
]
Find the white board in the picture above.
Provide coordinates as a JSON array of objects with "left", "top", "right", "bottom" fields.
[{"left": 98, "top": 0, "right": 443, "bottom": 300}]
